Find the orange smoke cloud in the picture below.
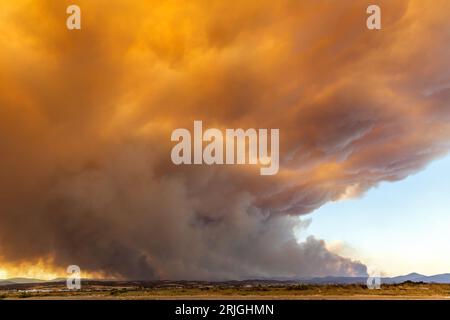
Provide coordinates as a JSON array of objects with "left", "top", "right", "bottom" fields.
[{"left": 0, "top": 0, "right": 449, "bottom": 279}]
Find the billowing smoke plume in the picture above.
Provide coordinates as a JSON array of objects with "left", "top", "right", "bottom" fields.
[{"left": 0, "top": 0, "right": 449, "bottom": 279}]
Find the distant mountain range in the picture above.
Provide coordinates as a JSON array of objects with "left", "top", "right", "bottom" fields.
[
  {"left": 389, "top": 272, "right": 450, "bottom": 284},
  {"left": 0, "top": 277, "right": 69, "bottom": 286},
  {"left": 1, "top": 272, "right": 450, "bottom": 286},
  {"left": 285, "top": 272, "right": 450, "bottom": 285}
]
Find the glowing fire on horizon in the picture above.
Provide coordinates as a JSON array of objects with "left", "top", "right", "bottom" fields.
[{"left": 0, "top": 260, "right": 109, "bottom": 280}]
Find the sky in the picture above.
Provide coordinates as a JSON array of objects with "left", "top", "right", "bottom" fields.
[
  {"left": 0, "top": 0, "right": 450, "bottom": 280},
  {"left": 301, "top": 153, "right": 450, "bottom": 276}
]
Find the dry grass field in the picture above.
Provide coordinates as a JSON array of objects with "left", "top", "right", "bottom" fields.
[{"left": 1, "top": 281, "right": 450, "bottom": 300}]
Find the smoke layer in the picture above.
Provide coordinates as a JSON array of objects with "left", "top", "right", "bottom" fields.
[{"left": 0, "top": 0, "right": 449, "bottom": 279}]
